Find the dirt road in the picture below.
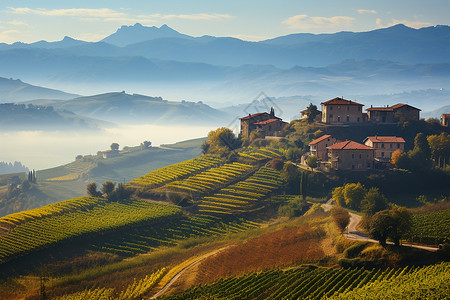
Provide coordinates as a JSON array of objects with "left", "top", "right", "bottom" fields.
[{"left": 322, "top": 200, "right": 438, "bottom": 251}]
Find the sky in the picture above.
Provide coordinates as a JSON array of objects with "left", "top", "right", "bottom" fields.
[{"left": 0, "top": 0, "right": 449, "bottom": 43}]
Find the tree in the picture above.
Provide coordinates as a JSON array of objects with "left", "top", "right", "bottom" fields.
[
  {"left": 75, "top": 155, "right": 83, "bottom": 160},
  {"left": 269, "top": 158, "right": 284, "bottom": 171},
  {"left": 361, "top": 187, "right": 388, "bottom": 216},
  {"left": 205, "top": 127, "right": 241, "bottom": 156},
  {"left": 101, "top": 181, "right": 116, "bottom": 198},
  {"left": 331, "top": 206, "right": 350, "bottom": 234},
  {"left": 141, "top": 140, "right": 152, "bottom": 149},
  {"left": 368, "top": 207, "right": 412, "bottom": 247},
  {"left": 390, "top": 149, "right": 409, "bottom": 169},
  {"left": 281, "top": 163, "right": 300, "bottom": 194},
  {"left": 305, "top": 103, "right": 320, "bottom": 123},
  {"left": 305, "top": 155, "right": 318, "bottom": 171},
  {"left": 86, "top": 182, "right": 101, "bottom": 197},
  {"left": 332, "top": 186, "right": 345, "bottom": 207},
  {"left": 110, "top": 143, "right": 119, "bottom": 151},
  {"left": 428, "top": 132, "right": 450, "bottom": 168},
  {"left": 21, "top": 179, "right": 31, "bottom": 191},
  {"left": 408, "top": 133, "right": 432, "bottom": 171},
  {"left": 343, "top": 183, "right": 367, "bottom": 210}
]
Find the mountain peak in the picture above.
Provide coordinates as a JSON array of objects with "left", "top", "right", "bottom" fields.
[{"left": 102, "top": 23, "right": 192, "bottom": 47}]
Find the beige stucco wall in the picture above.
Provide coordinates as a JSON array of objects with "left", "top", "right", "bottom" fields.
[
  {"left": 310, "top": 136, "right": 339, "bottom": 161},
  {"left": 364, "top": 140, "right": 404, "bottom": 159},
  {"left": 329, "top": 149, "right": 374, "bottom": 170},
  {"left": 321, "top": 104, "right": 363, "bottom": 124}
]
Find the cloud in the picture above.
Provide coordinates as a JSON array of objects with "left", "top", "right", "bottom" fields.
[
  {"left": 8, "top": 20, "right": 30, "bottom": 27},
  {"left": 377, "top": 18, "right": 433, "bottom": 29},
  {"left": 8, "top": 7, "right": 124, "bottom": 18},
  {"left": 357, "top": 9, "right": 377, "bottom": 14},
  {"left": 0, "top": 30, "right": 20, "bottom": 43},
  {"left": 283, "top": 14, "right": 355, "bottom": 30},
  {"left": 143, "top": 13, "right": 234, "bottom": 21}
]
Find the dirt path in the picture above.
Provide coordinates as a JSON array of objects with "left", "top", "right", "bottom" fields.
[
  {"left": 322, "top": 200, "right": 438, "bottom": 252},
  {"left": 149, "top": 246, "right": 230, "bottom": 299}
]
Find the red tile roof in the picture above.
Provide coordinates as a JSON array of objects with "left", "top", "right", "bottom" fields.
[
  {"left": 327, "top": 140, "right": 374, "bottom": 150},
  {"left": 366, "top": 106, "right": 394, "bottom": 111},
  {"left": 365, "top": 136, "right": 406, "bottom": 143},
  {"left": 442, "top": 114, "right": 450, "bottom": 118},
  {"left": 254, "top": 118, "right": 281, "bottom": 125},
  {"left": 391, "top": 103, "right": 421, "bottom": 111},
  {"left": 321, "top": 97, "right": 364, "bottom": 106},
  {"left": 309, "top": 134, "right": 332, "bottom": 145},
  {"left": 240, "top": 112, "right": 268, "bottom": 120}
]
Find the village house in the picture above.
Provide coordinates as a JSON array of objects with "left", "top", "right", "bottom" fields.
[
  {"left": 391, "top": 103, "right": 421, "bottom": 121},
  {"left": 366, "top": 103, "right": 420, "bottom": 123},
  {"left": 366, "top": 106, "right": 395, "bottom": 123},
  {"left": 363, "top": 136, "right": 405, "bottom": 161},
  {"left": 309, "top": 135, "right": 340, "bottom": 161},
  {"left": 441, "top": 114, "right": 450, "bottom": 127},
  {"left": 240, "top": 108, "right": 287, "bottom": 138},
  {"left": 321, "top": 97, "right": 364, "bottom": 124},
  {"left": 327, "top": 140, "right": 375, "bottom": 171},
  {"left": 102, "top": 149, "right": 119, "bottom": 159}
]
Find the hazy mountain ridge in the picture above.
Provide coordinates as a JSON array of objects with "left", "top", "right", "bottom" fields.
[
  {"left": 0, "top": 77, "right": 78, "bottom": 102},
  {"left": 23, "top": 91, "right": 232, "bottom": 125}
]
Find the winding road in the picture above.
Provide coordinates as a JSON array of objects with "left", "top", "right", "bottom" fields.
[{"left": 322, "top": 200, "right": 438, "bottom": 252}]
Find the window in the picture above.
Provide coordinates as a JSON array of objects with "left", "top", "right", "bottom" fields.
[
  {"left": 337, "top": 116, "right": 341, "bottom": 122},
  {"left": 357, "top": 117, "right": 360, "bottom": 122},
  {"left": 330, "top": 106, "right": 333, "bottom": 110},
  {"left": 375, "top": 144, "right": 378, "bottom": 148},
  {"left": 352, "top": 154, "right": 354, "bottom": 158},
  {"left": 397, "top": 143, "right": 400, "bottom": 148},
  {"left": 367, "top": 162, "right": 371, "bottom": 168},
  {"left": 359, "top": 154, "right": 362, "bottom": 159},
  {"left": 352, "top": 165, "right": 355, "bottom": 169},
  {"left": 347, "top": 106, "right": 349, "bottom": 111},
  {"left": 329, "top": 114, "right": 333, "bottom": 119},
  {"left": 381, "top": 152, "right": 385, "bottom": 157},
  {"left": 390, "top": 143, "right": 393, "bottom": 149},
  {"left": 381, "top": 143, "right": 385, "bottom": 149},
  {"left": 346, "top": 116, "right": 350, "bottom": 122}
]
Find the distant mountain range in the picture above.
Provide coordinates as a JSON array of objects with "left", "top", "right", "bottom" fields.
[
  {"left": 1, "top": 23, "right": 449, "bottom": 68},
  {"left": 22, "top": 91, "right": 232, "bottom": 125},
  {"left": 0, "top": 23, "right": 449, "bottom": 110}
]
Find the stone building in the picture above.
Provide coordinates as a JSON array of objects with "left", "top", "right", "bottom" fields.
[
  {"left": 391, "top": 103, "right": 421, "bottom": 121},
  {"left": 240, "top": 108, "right": 287, "bottom": 138},
  {"left": 441, "top": 114, "right": 450, "bottom": 127},
  {"left": 363, "top": 136, "right": 405, "bottom": 161},
  {"left": 321, "top": 97, "right": 364, "bottom": 124},
  {"left": 327, "top": 140, "right": 375, "bottom": 171},
  {"left": 309, "top": 135, "right": 340, "bottom": 161},
  {"left": 366, "top": 106, "right": 395, "bottom": 123}
]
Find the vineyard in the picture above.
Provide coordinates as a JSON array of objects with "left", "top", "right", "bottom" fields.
[
  {"left": 408, "top": 209, "right": 450, "bottom": 244},
  {"left": 158, "top": 162, "right": 255, "bottom": 196},
  {"left": 198, "top": 167, "right": 283, "bottom": 215},
  {"left": 238, "top": 147, "right": 282, "bottom": 161},
  {"left": 88, "top": 214, "right": 261, "bottom": 256},
  {"left": 126, "top": 155, "right": 224, "bottom": 189},
  {"left": 56, "top": 267, "right": 167, "bottom": 300},
  {"left": 0, "top": 197, "right": 181, "bottom": 263},
  {"left": 163, "top": 263, "right": 450, "bottom": 300}
]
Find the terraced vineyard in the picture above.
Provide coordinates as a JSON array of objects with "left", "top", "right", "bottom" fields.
[
  {"left": 163, "top": 263, "right": 450, "bottom": 300},
  {"left": 127, "top": 155, "right": 224, "bottom": 189},
  {"left": 0, "top": 197, "right": 181, "bottom": 263},
  {"left": 408, "top": 209, "right": 450, "bottom": 244},
  {"left": 238, "top": 147, "right": 282, "bottom": 161},
  {"left": 89, "top": 214, "right": 261, "bottom": 256},
  {"left": 198, "top": 167, "right": 283, "bottom": 215},
  {"left": 160, "top": 162, "right": 255, "bottom": 195}
]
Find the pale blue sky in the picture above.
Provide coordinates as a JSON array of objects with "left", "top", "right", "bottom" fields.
[{"left": 0, "top": 0, "right": 449, "bottom": 43}]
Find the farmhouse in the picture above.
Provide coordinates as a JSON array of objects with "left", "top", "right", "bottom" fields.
[
  {"left": 363, "top": 136, "right": 405, "bottom": 161},
  {"left": 102, "top": 149, "right": 119, "bottom": 159},
  {"left": 320, "top": 97, "right": 364, "bottom": 124},
  {"left": 309, "top": 135, "right": 340, "bottom": 161},
  {"left": 327, "top": 141, "right": 375, "bottom": 171},
  {"left": 442, "top": 114, "right": 450, "bottom": 127},
  {"left": 366, "top": 103, "right": 421, "bottom": 123},
  {"left": 240, "top": 108, "right": 287, "bottom": 138}
]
